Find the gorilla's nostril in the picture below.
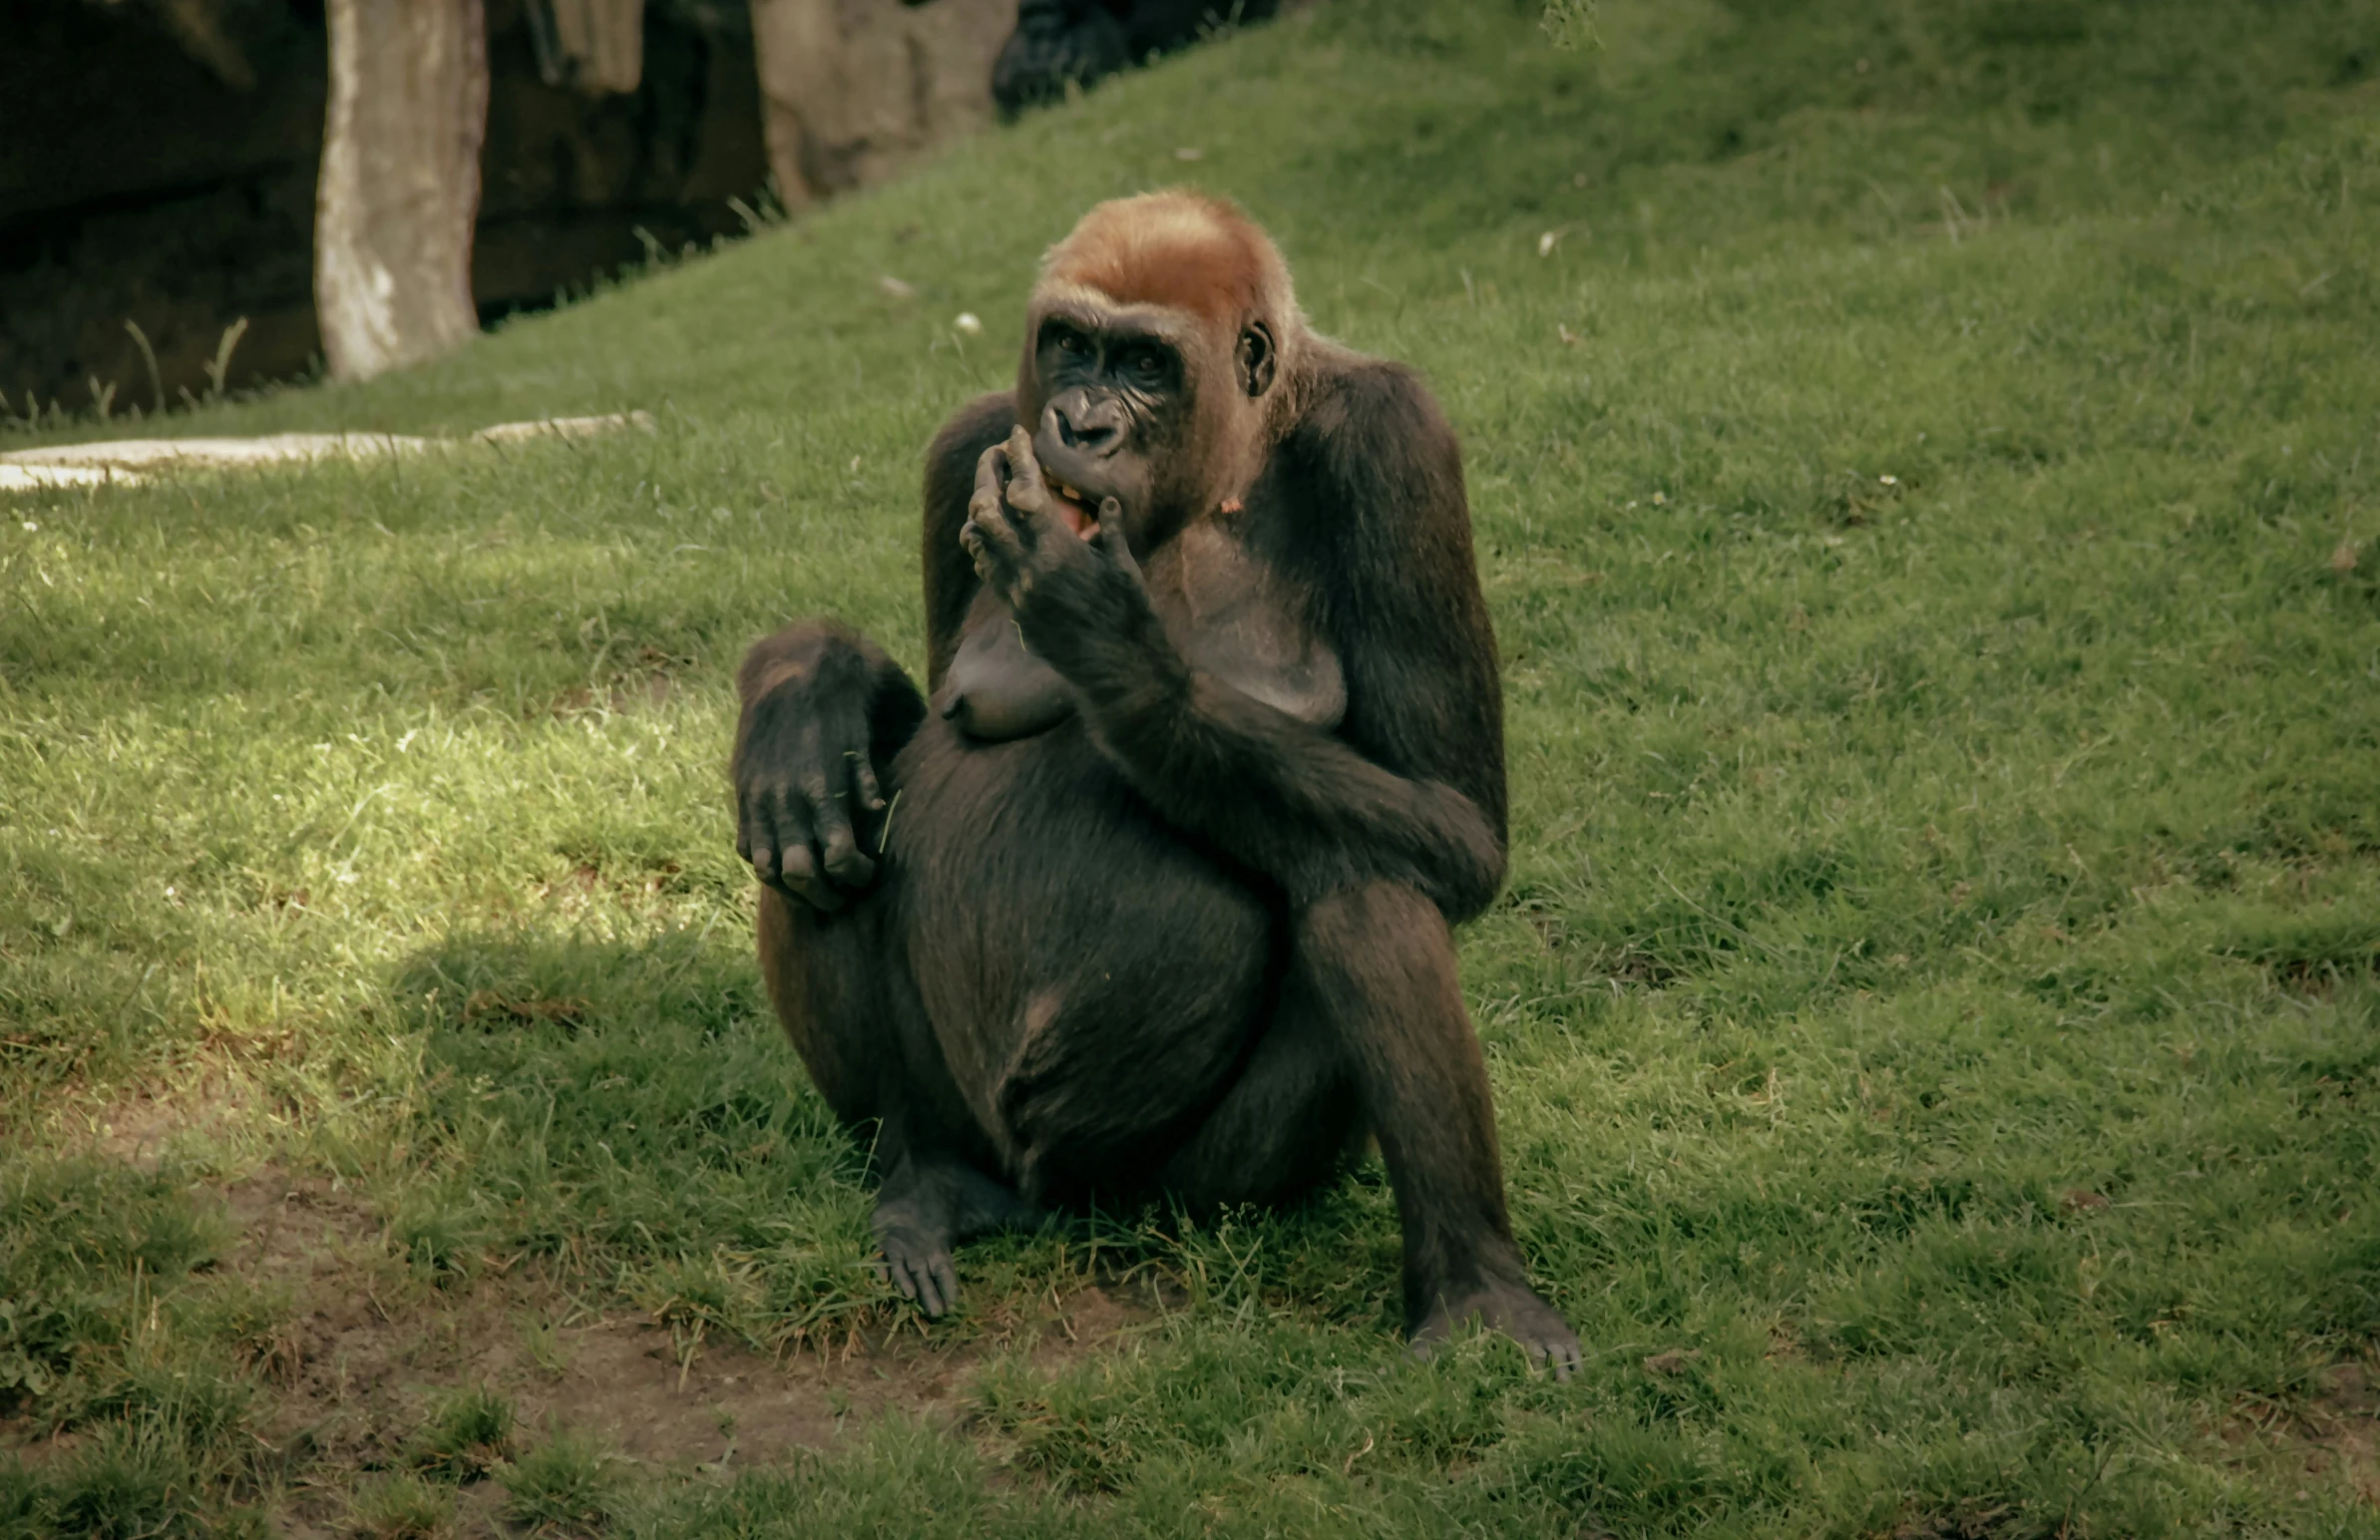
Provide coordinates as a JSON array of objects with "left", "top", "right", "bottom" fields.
[
  {"left": 1057, "top": 413, "right": 1108, "bottom": 451},
  {"left": 1049, "top": 395, "right": 1118, "bottom": 452}
]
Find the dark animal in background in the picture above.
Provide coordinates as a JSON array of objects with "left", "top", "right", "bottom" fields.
[
  {"left": 731, "top": 192, "right": 1580, "bottom": 1373},
  {"left": 990, "top": 0, "right": 1284, "bottom": 117}
]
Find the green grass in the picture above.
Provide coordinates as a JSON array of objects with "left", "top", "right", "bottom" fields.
[{"left": 5, "top": 0, "right": 2380, "bottom": 1533}]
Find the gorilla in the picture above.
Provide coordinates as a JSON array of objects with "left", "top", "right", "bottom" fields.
[{"left": 732, "top": 192, "right": 1579, "bottom": 1373}]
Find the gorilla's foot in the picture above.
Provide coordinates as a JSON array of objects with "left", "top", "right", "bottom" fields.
[
  {"left": 872, "top": 1159, "right": 1040, "bottom": 1318},
  {"left": 1409, "top": 1277, "right": 1583, "bottom": 1382}
]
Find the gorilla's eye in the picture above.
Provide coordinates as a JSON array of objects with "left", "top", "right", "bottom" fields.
[
  {"left": 1050, "top": 326, "right": 1090, "bottom": 357},
  {"left": 1124, "top": 346, "right": 1169, "bottom": 381}
]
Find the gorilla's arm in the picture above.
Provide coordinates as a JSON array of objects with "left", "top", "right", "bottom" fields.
[
  {"left": 984, "top": 364, "right": 1509, "bottom": 922},
  {"left": 922, "top": 393, "right": 1022, "bottom": 684}
]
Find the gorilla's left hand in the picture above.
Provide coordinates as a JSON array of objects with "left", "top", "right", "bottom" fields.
[{"left": 961, "top": 427, "right": 1157, "bottom": 680}]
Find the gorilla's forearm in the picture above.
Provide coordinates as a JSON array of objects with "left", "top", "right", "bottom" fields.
[{"left": 1045, "top": 606, "right": 1505, "bottom": 920}]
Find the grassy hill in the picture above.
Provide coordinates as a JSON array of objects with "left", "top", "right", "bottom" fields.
[{"left": 5, "top": 1, "right": 2379, "bottom": 1534}]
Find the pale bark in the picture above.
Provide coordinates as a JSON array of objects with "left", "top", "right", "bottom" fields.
[
  {"left": 315, "top": 0, "right": 489, "bottom": 382},
  {"left": 529, "top": 0, "right": 645, "bottom": 95},
  {"left": 749, "top": 0, "right": 1013, "bottom": 207}
]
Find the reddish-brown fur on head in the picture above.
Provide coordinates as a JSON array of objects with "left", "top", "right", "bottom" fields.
[
  {"left": 1018, "top": 192, "right": 1308, "bottom": 534},
  {"left": 1037, "top": 191, "right": 1298, "bottom": 332}
]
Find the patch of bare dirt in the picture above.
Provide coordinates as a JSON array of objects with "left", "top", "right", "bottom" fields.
[
  {"left": 2219, "top": 1356, "right": 2380, "bottom": 1509},
  {"left": 1, "top": 1157, "right": 1153, "bottom": 1532},
  {"left": 195, "top": 1168, "right": 1152, "bottom": 1532},
  {"left": 48, "top": 1073, "right": 259, "bottom": 1171}
]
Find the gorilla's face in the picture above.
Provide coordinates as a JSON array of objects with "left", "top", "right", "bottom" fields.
[{"left": 1027, "top": 310, "right": 1188, "bottom": 547}]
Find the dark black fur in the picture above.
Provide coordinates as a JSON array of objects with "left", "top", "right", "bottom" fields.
[{"left": 734, "top": 304, "right": 1578, "bottom": 1372}]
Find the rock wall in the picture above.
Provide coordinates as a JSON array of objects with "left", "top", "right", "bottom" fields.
[
  {"left": 749, "top": 0, "right": 1016, "bottom": 205},
  {"left": 0, "top": 0, "right": 769, "bottom": 416},
  {"left": 0, "top": 0, "right": 1079, "bottom": 416}
]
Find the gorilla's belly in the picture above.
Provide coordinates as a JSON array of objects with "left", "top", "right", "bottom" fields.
[{"left": 886, "top": 717, "right": 1275, "bottom": 1194}]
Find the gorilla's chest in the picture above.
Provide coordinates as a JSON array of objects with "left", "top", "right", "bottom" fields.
[{"left": 933, "top": 516, "right": 1345, "bottom": 742}]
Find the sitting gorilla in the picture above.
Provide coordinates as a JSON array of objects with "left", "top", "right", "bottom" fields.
[
  {"left": 731, "top": 192, "right": 1580, "bottom": 1374},
  {"left": 990, "top": 0, "right": 1284, "bottom": 117}
]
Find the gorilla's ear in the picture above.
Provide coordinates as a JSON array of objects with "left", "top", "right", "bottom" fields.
[{"left": 1237, "top": 320, "right": 1278, "bottom": 399}]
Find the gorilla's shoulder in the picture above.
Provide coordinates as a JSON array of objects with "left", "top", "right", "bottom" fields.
[
  {"left": 1293, "top": 356, "right": 1460, "bottom": 486},
  {"left": 930, "top": 392, "right": 1019, "bottom": 462}
]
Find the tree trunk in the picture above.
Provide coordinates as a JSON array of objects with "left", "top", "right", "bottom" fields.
[{"left": 315, "top": 0, "right": 489, "bottom": 382}]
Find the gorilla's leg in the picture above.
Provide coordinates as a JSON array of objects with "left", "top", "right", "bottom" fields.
[
  {"left": 1154, "top": 963, "right": 1363, "bottom": 1210},
  {"left": 756, "top": 887, "right": 892, "bottom": 1129},
  {"left": 1273, "top": 883, "right": 1580, "bottom": 1373},
  {"left": 759, "top": 889, "right": 1035, "bottom": 1316}
]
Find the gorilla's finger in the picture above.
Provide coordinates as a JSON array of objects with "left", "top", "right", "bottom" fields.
[
  {"left": 999, "top": 428, "right": 1054, "bottom": 532},
  {"left": 848, "top": 749, "right": 886, "bottom": 814},
  {"left": 972, "top": 442, "right": 1006, "bottom": 508},
  {"left": 925, "top": 1254, "right": 959, "bottom": 1318},
  {"left": 965, "top": 501, "right": 1027, "bottom": 562},
  {"left": 893, "top": 1249, "right": 944, "bottom": 1316},
  {"left": 1003, "top": 425, "right": 1038, "bottom": 480},
  {"left": 1091, "top": 497, "right": 1143, "bottom": 579},
  {"left": 928, "top": 1255, "right": 961, "bottom": 1318},
  {"left": 964, "top": 512, "right": 1029, "bottom": 600},
  {"left": 767, "top": 784, "right": 819, "bottom": 881},
  {"left": 807, "top": 773, "right": 876, "bottom": 888},
  {"left": 905, "top": 1259, "right": 938, "bottom": 1319},
  {"left": 742, "top": 788, "right": 782, "bottom": 881}
]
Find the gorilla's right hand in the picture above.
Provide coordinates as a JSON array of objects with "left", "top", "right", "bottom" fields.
[{"left": 732, "top": 623, "right": 920, "bottom": 911}]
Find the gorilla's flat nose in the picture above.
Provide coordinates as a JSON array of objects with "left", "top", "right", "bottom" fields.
[{"left": 1048, "top": 396, "right": 1123, "bottom": 457}]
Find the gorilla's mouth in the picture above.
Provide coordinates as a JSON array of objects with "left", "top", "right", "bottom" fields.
[{"left": 1047, "top": 479, "right": 1098, "bottom": 537}]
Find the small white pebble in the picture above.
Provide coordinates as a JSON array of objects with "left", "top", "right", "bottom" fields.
[
  {"left": 1537, "top": 231, "right": 1558, "bottom": 256},
  {"left": 1879, "top": 474, "right": 1899, "bottom": 486},
  {"left": 20, "top": 521, "right": 35, "bottom": 532},
  {"left": 954, "top": 312, "right": 983, "bottom": 336}
]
